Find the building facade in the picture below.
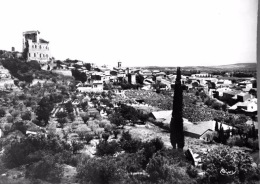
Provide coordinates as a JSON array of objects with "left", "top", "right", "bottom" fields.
[{"left": 23, "top": 30, "right": 51, "bottom": 64}]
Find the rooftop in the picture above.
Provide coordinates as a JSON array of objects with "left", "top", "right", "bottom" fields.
[{"left": 23, "top": 30, "right": 40, "bottom": 35}]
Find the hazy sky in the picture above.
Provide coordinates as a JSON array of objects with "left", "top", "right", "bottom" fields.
[{"left": 0, "top": 0, "right": 258, "bottom": 67}]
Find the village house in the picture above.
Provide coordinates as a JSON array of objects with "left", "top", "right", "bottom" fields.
[
  {"left": 238, "top": 80, "right": 253, "bottom": 89},
  {"left": 228, "top": 98, "right": 257, "bottom": 115},
  {"left": 216, "top": 79, "right": 232, "bottom": 87},
  {"left": 23, "top": 30, "right": 51, "bottom": 64},
  {"left": 150, "top": 110, "right": 234, "bottom": 140},
  {"left": 191, "top": 72, "right": 212, "bottom": 78},
  {"left": 142, "top": 69, "right": 153, "bottom": 77}
]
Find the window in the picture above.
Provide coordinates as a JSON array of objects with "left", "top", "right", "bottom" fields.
[
  {"left": 40, "top": 45, "right": 41, "bottom": 49},
  {"left": 40, "top": 54, "right": 41, "bottom": 58},
  {"left": 32, "top": 45, "right": 34, "bottom": 49},
  {"left": 46, "top": 54, "right": 48, "bottom": 58},
  {"left": 34, "top": 53, "right": 36, "bottom": 57},
  {"left": 35, "top": 45, "right": 37, "bottom": 49},
  {"left": 29, "top": 53, "right": 31, "bottom": 57}
]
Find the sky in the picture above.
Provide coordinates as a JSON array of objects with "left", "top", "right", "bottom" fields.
[{"left": 0, "top": 0, "right": 258, "bottom": 67}]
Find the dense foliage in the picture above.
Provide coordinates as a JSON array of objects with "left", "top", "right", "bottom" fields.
[{"left": 202, "top": 146, "right": 260, "bottom": 184}]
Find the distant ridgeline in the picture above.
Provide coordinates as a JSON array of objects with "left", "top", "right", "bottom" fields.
[{"left": 140, "top": 63, "right": 257, "bottom": 76}]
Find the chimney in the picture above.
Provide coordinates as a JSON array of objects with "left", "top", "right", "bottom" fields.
[{"left": 11, "top": 47, "right": 15, "bottom": 52}]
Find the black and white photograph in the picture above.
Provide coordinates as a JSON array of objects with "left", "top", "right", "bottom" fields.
[{"left": 0, "top": 0, "right": 259, "bottom": 183}]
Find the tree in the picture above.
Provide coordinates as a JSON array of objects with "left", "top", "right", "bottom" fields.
[
  {"left": 0, "top": 108, "right": 6, "bottom": 117},
  {"left": 55, "top": 111, "right": 68, "bottom": 119},
  {"left": 202, "top": 146, "right": 259, "bottom": 183},
  {"left": 170, "top": 67, "right": 184, "bottom": 149},
  {"left": 71, "top": 69, "right": 87, "bottom": 83},
  {"left": 80, "top": 112, "right": 90, "bottom": 124},
  {"left": 109, "top": 112, "right": 126, "bottom": 127},
  {"left": 25, "top": 154, "right": 64, "bottom": 183},
  {"left": 21, "top": 111, "right": 32, "bottom": 121},
  {"left": 22, "top": 40, "right": 29, "bottom": 61},
  {"left": 136, "top": 74, "right": 144, "bottom": 85},
  {"left": 77, "top": 156, "right": 124, "bottom": 184},
  {"left": 36, "top": 96, "right": 54, "bottom": 126},
  {"left": 71, "top": 140, "right": 84, "bottom": 154},
  {"left": 65, "top": 101, "right": 74, "bottom": 114},
  {"left": 57, "top": 117, "right": 68, "bottom": 128},
  {"left": 214, "top": 121, "right": 219, "bottom": 132}
]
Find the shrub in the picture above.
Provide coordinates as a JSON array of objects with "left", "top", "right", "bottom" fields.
[
  {"left": 104, "top": 123, "right": 112, "bottom": 132},
  {"left": 102, "top": 132, "right": 110, "bottom": 141},
  {"left": 57, "top": 117, "right": 68, "bottom": 128},
  {"left": 186, "top": 165, "right": 198, "bottom": 178},
  {"left": 25, "top": 154, "right": 63, "bottom": 183},
  {"left": 117, "top": 152, "right": 145, "bottom": 173},
  {"left": 0, "top": 108, "right": 6, "bottom": 117},
  {"left": 96, "top": 140, "right": 120, "bottom": 156},
  {"left": 55, "top": 111, "right": 68, "bottom": 119},
  {"left": 11, "top": 110, "right": 20, "bottom": 119},
  {"left": 247, "top": 138, "right": 259, "bottom": 150},
  {"left": 119, "top": 131, "right": 142, "bottom": 153},
  {"left": 71, "top": 140, "right": 84, "bottom": 154},
  {"left": 146, "top": 152, "right": 191, "bottom": 183},
  {"left": 77, "top": 156, "right": 124, "bottom": 184},
  {"left": 227, "top": 135, "right": 245, "bottom": 147},
  {"left": 6, "top": 115, "right": 14, "bottom": 123},
  {"left": 21, "top": 111, "right": 32, "bottom": 121},
  {"left": 78, "top": 132, "right": 94, "bottom": 144},
  {"left": 202, "top": 145, "right": 259, "bottom": 183},
  {"left": 12, "top": 121, "right": 27, "bottom": 134},
  {"left": 141, "top": 138, "right": 164, "bottom": 168},
  {"left": 113, "top": 129, "right": 120, "bottom": 139},
  {"left": 80, "top": 112, "right": 89, "bottom": 123},
  {"left": 211, "top": 101, "right": 222, "bottom": 110},
  {"left": 146, "top": 153, "right": 170, "bottom": 182}
]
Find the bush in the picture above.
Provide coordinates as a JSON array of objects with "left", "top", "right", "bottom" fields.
[
  {"left": 0, "top": 108, "right": 6, "bottom": 117},
  {"left": 80, "top": 112, "right": 89, "bottom": 123},
  {"left": 71, "top": 140, "right": 84, "bottom": 154},
  {"left": 21, "top": 111, "right": 32, "bottom": 121},
  {"left": 25, "top": 154, "right": 63, "bottom": 183},
  {"left": 55, "top": 111, "right": 68, "bottom": 119},
  {"left": 96, "top": 140, "right": 120, "bottom": 156},
  {"left": 146, "top": 153, "right": 170, "bottom": 182},
  {"left": 113, "top": 129, "right": 120, "bottom": 139},
  {"left": 186, "top": 165, "right": 198, "bottom": 178},
  {"left": 227, "top": 135, "right": 245, "bottom": 147},
  {"left": 141, "top": 138, "right": 164, "bottom": 168},
  {"left": 202, "top": 145, "right": 259, "bottom": 183},
  {"left": 117, "top": 152, "right": 145, "bottom": 173},
  {"left": 247, "top": 138, "right": 259, "bottom": 150},
  {"left": 146, "top": 152, "right": 191, "bottom": 183},
  {"left": 12, "top": 121, "right": 27, "bottom": 134},
  {"left": 78, "top": 132, "right": 94, "bottom": 144},
  {"left": 77, "top": 156, "right": 124, "bottom": 184},
  {"left": 6, "top": 115, "right": 14, "bottom": 123},
  {"left": 211, "top": 101, "right": 222, "bottom": 110},
  {"left": 102, "top": 132, "right": 110, "bottom": 141},
  {"left": 119, "top": 131, "right": 142, "bottom": 153},
  {"left": 11, "top": 110, "right": 20, "bottom": 119}
]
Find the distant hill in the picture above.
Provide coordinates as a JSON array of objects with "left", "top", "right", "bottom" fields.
[{"left": 137, "top": 63, "right": 256, "bottom": 71}]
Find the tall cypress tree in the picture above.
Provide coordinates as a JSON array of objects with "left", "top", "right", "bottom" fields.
[
  {"left": 170, "top": 67, "right": 184, "bottom": 149},
  {"left": 214, "top": 120, "right": 219, "bottom": 132}
]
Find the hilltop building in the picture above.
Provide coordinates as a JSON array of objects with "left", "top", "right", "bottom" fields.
[{"left": 23, "top": 30, "right": 51, "bottom": 63}]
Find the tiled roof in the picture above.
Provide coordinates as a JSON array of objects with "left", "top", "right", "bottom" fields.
[{"left": 184, "top": 121, "right": 233, "bottom": 136}]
